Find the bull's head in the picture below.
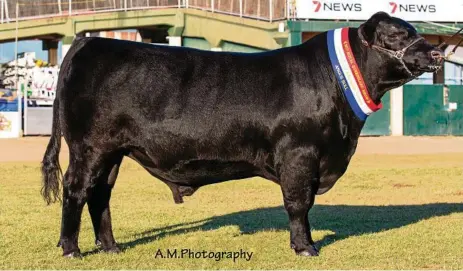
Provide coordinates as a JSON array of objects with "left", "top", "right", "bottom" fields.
[{"left": 358, "top": 12, "right": 444, "bottom": 81}]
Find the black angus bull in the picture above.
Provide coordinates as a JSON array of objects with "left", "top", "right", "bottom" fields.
[{"left": 41, "top": 12, "right": 443, "bottom": 258}]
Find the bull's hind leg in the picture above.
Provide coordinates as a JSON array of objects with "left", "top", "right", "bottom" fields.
[
  {"left": 280, "top": 147, "right": 320, "bottom": 256},
  {"left": 87, "top": 155, "right": 123, "bottom": 253},
  {"left": 58, "top": 146, "right": 111, "bottom": 258}
]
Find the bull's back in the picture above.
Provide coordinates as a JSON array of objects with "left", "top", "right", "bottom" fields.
[{"left": 63, "top": 38, "right": 295, "bottom": 134}]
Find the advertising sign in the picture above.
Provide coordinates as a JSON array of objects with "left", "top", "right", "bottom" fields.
[
  {"left": 0, "top": 88, "right": 20, "bottom": 138},
  {"left": 294, "top": 0, "right": 463, "bottom": 22},
  {"left": 0, "top": 112, "right": 20, "bottom": 138}
]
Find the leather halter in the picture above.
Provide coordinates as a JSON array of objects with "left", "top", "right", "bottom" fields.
[{"left": 358, "top": 28, "right": 424, "bottom": 77}]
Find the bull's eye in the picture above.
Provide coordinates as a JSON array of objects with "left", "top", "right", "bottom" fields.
[{"left": 388, "top": 34, "right": 399, "bottom": 39}]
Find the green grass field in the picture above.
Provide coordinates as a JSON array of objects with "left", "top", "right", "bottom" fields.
[{"left": 1, "top": 153, "right": 462, "bottom": 269}]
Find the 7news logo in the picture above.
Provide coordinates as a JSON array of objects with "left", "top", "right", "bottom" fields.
[
  {"left": 389, "top": 2, "right": 436, "bottom": 13},
  {"left": 312, "top": 1, "right": 362, "bottom": 12}
]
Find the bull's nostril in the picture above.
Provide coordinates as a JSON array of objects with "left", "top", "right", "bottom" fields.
[{"left": 431, "top": 50, "right": 444, "bottom": 59}]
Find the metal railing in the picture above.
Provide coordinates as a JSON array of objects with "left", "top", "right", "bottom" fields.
[{"left": 0, "top": 0, "right": 287, "bottom": 23}]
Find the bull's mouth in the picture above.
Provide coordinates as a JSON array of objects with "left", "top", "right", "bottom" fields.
[{"left": 418, "top": 64, "right": 443, "bottom": 73}]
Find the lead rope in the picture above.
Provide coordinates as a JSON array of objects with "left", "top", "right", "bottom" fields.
[{"left": 437, "top": 26, "right": 463, "bottom": 59}]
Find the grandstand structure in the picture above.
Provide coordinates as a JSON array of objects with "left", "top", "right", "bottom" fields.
[
  {"left": 0, "top": 0, "right": 462, "bottom": 70},
  {"left": 0, "top": 0, "right": 463, "bottom": 137}
]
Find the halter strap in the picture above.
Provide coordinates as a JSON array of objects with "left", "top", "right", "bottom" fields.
[{"left": 358, "top": 28, "right": 424, "bottom": 77}]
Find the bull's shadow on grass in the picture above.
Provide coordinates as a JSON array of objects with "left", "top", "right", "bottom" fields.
[{"left": 117, "top": 203, "right": 463, "bottom": 253}]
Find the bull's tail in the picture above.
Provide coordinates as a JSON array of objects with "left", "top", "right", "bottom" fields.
[
  {"left": 40, "top": 37, "right": 89, "bottom": 204},
  {"left": 41, "top": 97, "right": 63, "bottom": 205}
]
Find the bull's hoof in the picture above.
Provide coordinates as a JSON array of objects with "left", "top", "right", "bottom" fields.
[
  {"left": 95, "top": 239, "right": 121, "bottom": 254},
  {"left": 296, "top": 246, "right": 319, "bottom": 257},
  {"left": 95, "top": 239, "right": 120, "bottom": 253},
  {"left": 63, "top": 250, "right": 82, "bottom": 259},
  {"left": 103, "top": 246, "right": 121, "bottom": 254}
]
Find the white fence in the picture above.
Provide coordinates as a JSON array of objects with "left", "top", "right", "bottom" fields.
[{"left": 0, "top": 0, "right": 287, "bottom": 23}]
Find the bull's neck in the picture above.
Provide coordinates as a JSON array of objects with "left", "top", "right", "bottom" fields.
[{"left": 348, "top": 28, "right": 409, "bottom": 104}]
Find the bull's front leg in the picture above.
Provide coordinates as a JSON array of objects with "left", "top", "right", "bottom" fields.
[{"left": 279, "top": 147, "right": 320, "bottom": 256}]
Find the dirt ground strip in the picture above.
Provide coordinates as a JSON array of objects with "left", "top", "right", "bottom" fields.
[{"left": 0, "top": 136, "right": 462, "bottom": 162}]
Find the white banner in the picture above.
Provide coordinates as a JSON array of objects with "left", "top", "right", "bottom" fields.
[
  {"left": 0, "top": 112, "right": 20, "bottom": 138},
  {"left": 294, "top": 0, "right": 463, "bottom": 22}
]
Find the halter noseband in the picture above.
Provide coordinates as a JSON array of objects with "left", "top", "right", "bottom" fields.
[{"left": 358, "top": 28, "right": 424, "bottom": 77}]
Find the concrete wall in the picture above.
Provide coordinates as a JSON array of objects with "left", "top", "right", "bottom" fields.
[
  {"left": 183, "top": 37, "right": 212, "bottom": 50},
  {"left": 221, "top": 41, "right": 265, "bottom": 53},
  {"left": 183, "top": 37, "right": 266, "bottom": 52}
]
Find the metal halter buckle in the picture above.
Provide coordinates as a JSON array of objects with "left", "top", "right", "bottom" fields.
[{"left": 394, "top": 50, "right": 405, "bottom": 59}]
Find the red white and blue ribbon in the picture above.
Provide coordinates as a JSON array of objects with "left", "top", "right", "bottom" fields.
[{"left": 327, "top": 28, "right": 382, "bottom": 121}]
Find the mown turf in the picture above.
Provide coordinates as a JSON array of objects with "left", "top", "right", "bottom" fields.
[{"left": 0, "top": 153, "right": 462, "bottom": 269}]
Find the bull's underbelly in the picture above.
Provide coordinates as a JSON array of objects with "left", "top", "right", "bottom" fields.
[
  {"left": 126, "top": 138, "right": 356, "bottom": 196},
  {"left": 127, "top": 149, "right": 269, "bottom": 187},
  {"left": 163, "top": 159, "right": 262, "bottom": 185}
]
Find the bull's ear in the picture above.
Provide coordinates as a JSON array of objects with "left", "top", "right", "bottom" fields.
[{"left": 358, "top": 11, "right": 390, "bottom": 46}]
